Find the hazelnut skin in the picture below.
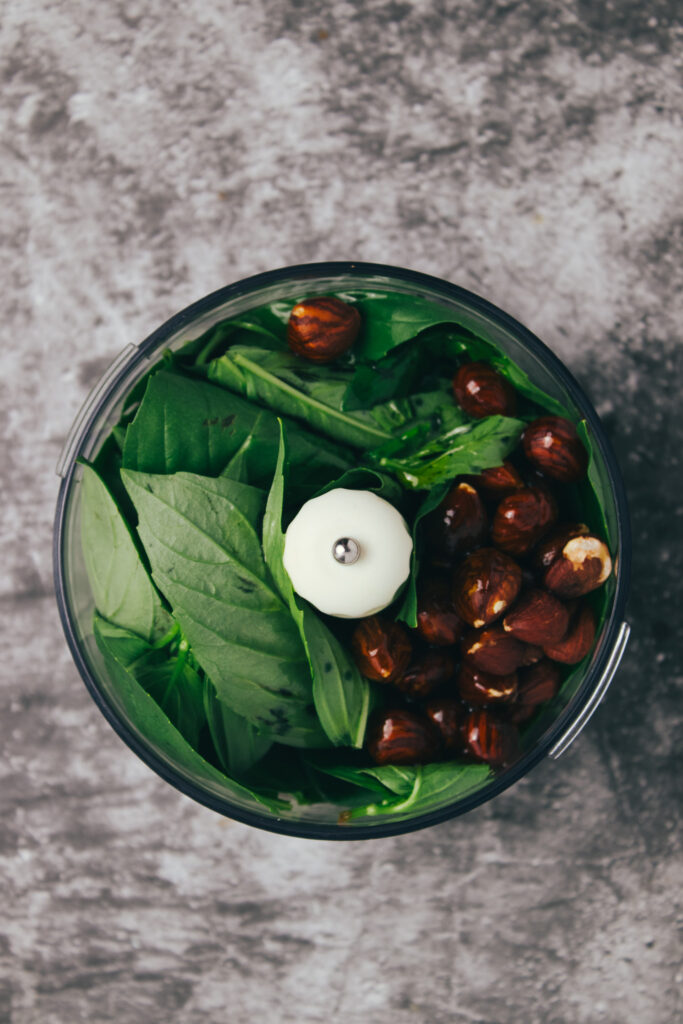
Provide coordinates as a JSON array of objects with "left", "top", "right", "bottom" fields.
[
  {"left": 462, "top": 709, "right": 519, "bottom": 766},
  {"left": 502, "top": 588, "right": 570, "bottom": 646},
  {"left": 461, "top": 625, "right": 527, "bottom": 676},
  {"left": 367, "top": 709, "right": 441, "bottom": 765},
  {"left": 543, "top": 603, "right": 597, "bottom": 664},
  {"left": 351, "top": 616, "right": 412, "bottom": 682},
  {"left": 394, "top": 649, "right": 457, "bottom": 699},
  {"left": 472, "top": 461, "right": 525, "bottom": 499},
  {"left": 453, "top": 548, "right": 523, "bottom": 629},
  {"left": 423, "top": 481, "right": 487, "bottom": 567},
  {"left": 457, "top": 661, "right": 518, "bottom": 705},
  {"left": 424, "top": 698, "right": 464, "bottom": 752},
  {"left": 538, "top": 529, "right": 612, "bottom": 599},
  {"left": 287, "top": 296, "right": 360, "bottom": 363},
  {"left": 416, "top": 575, "right": 465, "bottom": 647},
  {"left": 522, "top": 416, "right": 588, "bottom": 482},
  {"left": 453, "top": 362, "right": 517, "bottom": 419},
  {"left": 491, "top": 486, "right": 558, "bottom": 556},
  {"left": 508, "top": 660, "right": 561, "bottom": 723}
]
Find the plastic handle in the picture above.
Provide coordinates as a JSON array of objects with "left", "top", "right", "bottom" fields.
[
  {"left": 56, "top": 344, "right": 138, "bottom": 478},
  {"left": 549, "top": 621, "right": 630, "bottom": 760}
]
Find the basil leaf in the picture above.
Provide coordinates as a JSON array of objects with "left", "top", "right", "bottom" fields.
[
  {"left": 262, "top": 424, "right": 370, "bottom": 748},
  {"left": 342, "top": 762, "right": 493, "bottom": 819},
  {"left": 80, "top": 464, "right": 172, "bottom": 643},
  {"left": 208, "top": 347, "right": 393, "bottom": 450},
  {"left": 122, "top": 469, "right": 326, "bottom": 747},
  {"left": 123, "top": 370, "right": 351, "bottom": 495},
  {"left": 202, "top": 678, "right": 273, "bottom": 776},
  {"left": 373, "top": 415, "right": 526, "bottom": 489},
  {"left": 395, "top": 481, "right": 451, "bottom": 627},
  {"left": 93, "top": 615, "right": 289, "bottom": 813}
]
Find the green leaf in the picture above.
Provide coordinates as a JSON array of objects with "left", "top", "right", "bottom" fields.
[
  {"left": 80, "top": 464, "right": 172, "bottom": 642},
  {"left": 122, "top": 468, "right": 326, "bottom": 747},
  {"left": 373, "top": 415, "right": 526, "bottom": 489},
  {"left": 202, "top": 678, "right": 273, "bottom": 776},
  {"left": 395, "top": 481, "right": 451, "bottom": 627},
  {"left": 311, "top": 760, "right": 419, "bottom": 796},
  {"left": 313, "top": 466, "right": 404, "bottom": 507},
  {"left": 93, "top": 615, "right": 289, "bottom": 813},
  {"left": 341, "top": 761, "right": 493, "bottom": 819},
  {"left": 342, "top": 343, "right": 425, "bottom": 410},
  {"left": 349, "top": 292, "right": 458, "bottom": 362},
  {"left": 262, "top": 424, "right": 371, "bottom": 748},
  {"left": 122, "top": 370, "right": 351, "bottom": 496}
]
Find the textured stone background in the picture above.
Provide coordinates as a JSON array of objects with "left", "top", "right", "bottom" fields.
[{"left": 1, "top": 1, "right": 682, "bottom": 1022}]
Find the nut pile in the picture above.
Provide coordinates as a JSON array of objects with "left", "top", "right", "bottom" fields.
[{"left": 351, "top": 362, "right": 612, "bottom": 771}]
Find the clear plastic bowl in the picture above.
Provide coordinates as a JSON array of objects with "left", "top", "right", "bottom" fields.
[{"left": 54, "top": 263, "right": 631, "bottom": 839}]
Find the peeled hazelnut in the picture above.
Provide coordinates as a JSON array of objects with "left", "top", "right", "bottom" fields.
[
  {"left": 424, "top": 481, "right": 487, "bottom": 566},
  {"left": 416, "top": 575, "right": 465, "bottom": 646},
  {"left": 424, "top": 698, "right": 464, "bottom": 751},
  {"left": 534, "top": 524, "right": 590, "bottom": 572},
  {"left": 539, "top": 531, "right": 612, "bottom": 599},
  {"left": 367, "top": 709, "right": 441, "bottom": 765},
  {"left": 462, "top": 709, "right": 519, "bottom": 766},
  {"left": 453, "top": 548, "right": 523, "bottom": 629},
  {"left": 502, "top": 589, "right": 570, "bottom": 645},
  {"left": 351, "top": 616, "right": 412, "bottom": 682},
  {"left": 394, "top": 650, "right": 457, "bottom": 699},
  {"left": 491, "top": 486, "right": 558, "bottom": 556},
  {"left": 457, "top": 661, "right": 518, "bottom": 705},
  {"left": 461, "top": 625, "right": 527, "bottom": 676},
  {"left": 522, "top": 416, "right": 588, "bottom": 482},
  {"left": 543, "top": 603, "right": 597, "bottom": 664},
  {"left": 287, "top": 296, "right": 360, "bottom": 363},
  {"left": 453, "top": 362, "right": 517, "bottom": 419},
  {"left": 473, "top": 461, "right": 525, "bottom": 499}
]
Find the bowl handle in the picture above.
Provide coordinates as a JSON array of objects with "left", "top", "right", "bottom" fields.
[{"left": 549, "top": 621, "right": 630, "bottom": 760}]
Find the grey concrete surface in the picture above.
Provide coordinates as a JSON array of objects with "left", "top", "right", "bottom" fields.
[{"left": 1, "top": 2, "right": 682, "bottom": 1022}]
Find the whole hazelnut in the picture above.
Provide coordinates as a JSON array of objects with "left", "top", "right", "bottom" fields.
[
  {"left": 423, "top": 481, "right": 487, "bottom": 566},
  {"left": 457, "top": 661, "right": 518, "bottom": 705},
  {"left": 424, "top": 698, "right": 464, "bottom": 751},
  {"left": 473, "top": 460, "right": 525, "bottom": 499},
  {"left": 453, "top": 362, "right": 517, "bottom": 419},
  {"left": 367, "top": 709, "right": 441, "bottom": 765},
  {"left": 522, "top": 416, "right": 588, "bottom": 482},
  {"left": 502, "top": 588, "right": 570, "bottom": 645},
  {"left": 491, "top": 486, "right": 558, "bottom": 556},
  {"left": 461, "top": 625, "right": 527, "bottom": 676},
  {"left": 537, "top": 528, "right": 612, "bottom": 599},
  {"left": 416, "top": 575, "right": 465, "bottom": 647},
  {"left": 453, "top": 548, "right": 523, "bottom": 629},
  {"left": 508, "top": 659, "right": 561, "bottom": 723},
  {"left": 543, "top": 603, "right": 597, "bottom": 664},
  {"left": 351, "top": 616, "right": 412, "bottom": 682},
  {"left": 287, "top": 296, "right": 360, "bottom": 363},
  {"left": 394, "top": 649, "right": 457, "bottom": 699},
  {"left": 462, "top": 709, "right": 519, "bottom": 766}
]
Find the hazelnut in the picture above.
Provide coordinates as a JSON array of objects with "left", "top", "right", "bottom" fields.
[
  {"left": 452, "top": 361, "right": 517, "bottom": 419},
  {"left": 453, "top": 548, "right": 523, "bottom": 629},
  {"left": 538, "top": 529, "right": 612, "bottom": 599},
  {"left": 543, "top": 603, "right": 597, "bottom": 664},
  {"left": 462, "top": 709, "right": 519, "bottom": 766},
  {"left": 508, "top": 660, "right": 561, "bottom": 723},
  {"left": 534, "top": 524, "right": 590, "bottom": 572},
  {"left": 520, "top": 643, "right": 545, "bottom": 666},
  {"left": 491, "top": 486, "right": 558, "bottom": 556},
  {"left": 416, "top": 575, "right": 465, "bottom": 646},
  {"left": 394, "top": 649, "right": 457, "bottom": 699},
  {"left": 472, "top": 460, "right": 525, "bottom": 499},
  {"left": 351, "top": 616, "right": 412, "bottom": 682},
  {"left": 366, "top": 709, "right": 441, "bottom": 765},
  {"left": 502, "top": 589, "right": 570, "bottom": 645},
  {"left": 461, "top": 625, "right": 527, "bottom": 675},
  {"left": 287, "top": 296, "right": 360, "bottom": 363},
  {"left": 522, "top": 416, "right": 588, "bottom": 482},
  {"left": 423, "top": 481, "right": 487, "bottom": 566},
  {"left": 457, "top": 661, "right": 518, "bottom": 705},
  {"left": 424, "top": 698, "right": 464, "bottom": 751}
]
